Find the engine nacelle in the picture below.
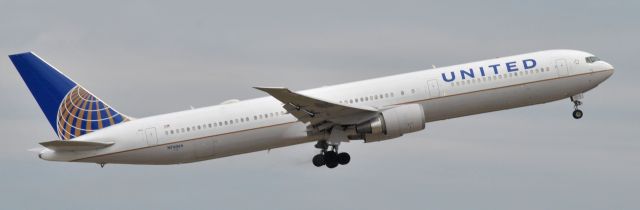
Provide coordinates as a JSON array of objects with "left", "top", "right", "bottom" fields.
[{"left": 355, "top": 104, "right": 426, "bottom": 142}]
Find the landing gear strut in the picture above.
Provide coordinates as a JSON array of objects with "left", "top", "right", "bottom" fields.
[
  {"left": 570, "top": 95, "right": 584, "bottom": 119},
  {"left": 312, "top": 140, "right": 350, "bottom": 168}
]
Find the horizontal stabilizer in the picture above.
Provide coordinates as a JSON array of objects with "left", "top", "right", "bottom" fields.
[{"left": 39, "top": 140, "right": 114, "bottom": 151}]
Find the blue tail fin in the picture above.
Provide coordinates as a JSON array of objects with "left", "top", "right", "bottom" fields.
[{"left": 9, "top": 52, "right": 130, "bottom": 140}]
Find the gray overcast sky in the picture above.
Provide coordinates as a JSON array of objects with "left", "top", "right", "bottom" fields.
[{"left": 1, "top": 1, "right": 639, "bottom": 209}]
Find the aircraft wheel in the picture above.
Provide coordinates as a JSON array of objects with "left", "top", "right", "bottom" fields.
[
  {"left": 337, "top": 152, "right": 350, "bottom": 165},
  {"left": 312, "top": 154, "right": 325, "bottom": 167},
  {"left": 324, "top": 151, "right": 338, "bottom": 168},
  {"left": 572, "top": 109, "right": 583, "bottom": 119}
]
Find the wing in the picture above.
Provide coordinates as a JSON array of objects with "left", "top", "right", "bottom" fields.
[{"left": 254, "top": 87, "right": 379, "bottom": 132}]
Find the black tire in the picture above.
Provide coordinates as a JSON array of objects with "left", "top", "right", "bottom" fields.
[
  {"left": 337, "top": 152, "right": 351, "bottom": 165},
  {"left": 312, "top": 154, "right": 325, "bottom": 167},
  {"left": 573, "top": 109, "right": 583, "bottom": 119},
  {"left": 324, "top": 151, "right": 337, "bottom": 162},
  {"left": 324, "top": 151, "right": 338, "bottom": 168}
]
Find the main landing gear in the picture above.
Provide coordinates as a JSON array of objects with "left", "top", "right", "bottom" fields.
[
  {"left": 570, "top": 94, "right": 584, "bottom": 119},
  {"left": 312, "top": 140, "right": 350, "bottom": 168}
]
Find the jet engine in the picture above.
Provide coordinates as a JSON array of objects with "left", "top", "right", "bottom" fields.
[{"left": 354, "top": 104, "right": 425, "bottom": 142}]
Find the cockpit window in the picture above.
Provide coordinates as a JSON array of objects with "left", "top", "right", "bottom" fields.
[{"left": 586, "top": 56, "right": 600, "bottom": 63}]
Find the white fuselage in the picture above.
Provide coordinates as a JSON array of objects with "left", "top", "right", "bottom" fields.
[{"left": 40, "top": 49, "right": 614, "bottom": 165}]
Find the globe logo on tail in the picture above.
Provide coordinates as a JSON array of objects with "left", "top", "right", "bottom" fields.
[{"left": 56, "top": 86, "right": 129, "bottom": 140}]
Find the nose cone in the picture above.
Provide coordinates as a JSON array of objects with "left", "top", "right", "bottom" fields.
[
  {"left": 602, "top": 61, "right": 614, "bottom": 70},
  {"left": 601, "top": 61, "right": 615, "bottom": 78}
]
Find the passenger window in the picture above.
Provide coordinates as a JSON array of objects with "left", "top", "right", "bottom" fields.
[
  {"left": 170, "top": 130, "right": 174, "bottom": 134},
  {"left": 401, "top": 91, "right": 405, "bottom": 95}
]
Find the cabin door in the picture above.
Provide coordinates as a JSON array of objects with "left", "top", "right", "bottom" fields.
[
  {"left": 427, "top": 79, "right": 440, "bottom": 98},
  {"left": 556, "top": 59, "right": 569, "bottom": 76},
  {"left": 145, "top": 127, "right": 158, "bottom": 146}
]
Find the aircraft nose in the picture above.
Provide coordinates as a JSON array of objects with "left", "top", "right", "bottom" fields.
[
  {"left": 603, "top": 61, "right": 614, "bottom": 70},
  {"left": 602, "top": 61, "right": 615, "bottom": 77}
]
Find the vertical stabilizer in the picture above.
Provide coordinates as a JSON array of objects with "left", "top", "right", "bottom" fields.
[{"left": 9, "top": 52, "right": 130, "bottom": 140}]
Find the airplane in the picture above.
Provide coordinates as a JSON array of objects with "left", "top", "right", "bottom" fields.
[{"left": 9, "top": 49, "right": 614, "bottom": 168}]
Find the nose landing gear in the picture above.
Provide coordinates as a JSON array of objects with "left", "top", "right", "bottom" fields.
[
  {"left": 570, "top": 94, "right": 584, "bottom": 119},
  {"left": 312, "top": 140, "right": 350, "bottom": 168},
  {"left": 572, "top": 109, "right": 583, "bottom": 119}
]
